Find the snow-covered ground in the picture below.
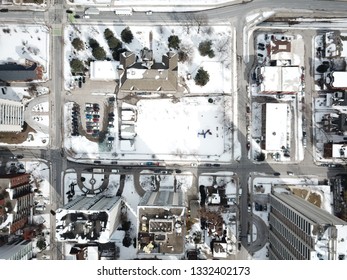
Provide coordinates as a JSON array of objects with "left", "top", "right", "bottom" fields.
[
  {"left": 64, "top": 23, "right": 232, "bottom": 93},
  {"left": 24, "top": 160, "right": 52, "bottom": 258},
  {"left": 64, "top": 96, "right": 233, "bottom": 162},
  {"left": 0, "top": 24, "right": 50, "bottom": 81},
  {"left": 63, "top": 22, "right": 234, "bottom": 162}
]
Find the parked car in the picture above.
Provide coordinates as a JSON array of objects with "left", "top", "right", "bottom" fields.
[
  {"left": 66, "top": 9, "right": 73, "bottom": 14},
  {"left": 213, "top": 163, "right": 221, "bottom": 167},
  {"left": 274, "top": 172, "right": 281, "bottom": 176}
]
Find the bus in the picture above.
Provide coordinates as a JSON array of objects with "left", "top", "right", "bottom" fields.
[{"left": 114, "top": 8, "right": 133, "bottom": 16}]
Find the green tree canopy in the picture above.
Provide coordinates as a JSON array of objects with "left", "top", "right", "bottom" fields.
[
  {"left": 92, "top": 46, "right": 107, "bottom": 60},
  {"left": 194, "top": 67, "right": 210, "bottom": 86},
  {"left": 70, "top": 59, "right": 85, "bottom": 73},
  {"left": 168, "top": 35, "right": 181, "bottom": 50},
  {"left": 104, "top": 28, "right": 114, "bottom": 40},
  {"left": 71, "top": 37, "right": 84, "bottom": 51},
  {"left": 88, "top": 38, "right": 99, "bottom": 49},
  {"left": 121, "top": 27, "right": 134, "bottom": 44},
  {"left": 107, "top": 36, "right": 122, "bottom": 50},
  {"left": 198, "top": 40, "right": 215, "bottom": 58}
]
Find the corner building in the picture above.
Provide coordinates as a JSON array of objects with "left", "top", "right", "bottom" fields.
[{"left": 269, "top": 191, "right": 347, "bottom": 260}]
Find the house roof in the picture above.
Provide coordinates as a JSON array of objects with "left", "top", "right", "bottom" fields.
[
  {"left": 119, "top": 51, "right": 178, "bottom": 93},
  {"left": 0, "top": 63, "right": 40, "bottom": 82}
]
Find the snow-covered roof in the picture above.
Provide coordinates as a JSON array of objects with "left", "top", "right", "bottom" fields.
[
  {"left": 265, "top": 103, "right": 288, "bottom": 151},
  {"left": 332, "top": 72, "right": 347, "bottom": 88},
  {"left": 90, "top": 61, "right": 119, "bottom": 81},
  {"left": 119, "top": 140, "right": 135, "bottom": 151},
  {"left": 0, "top": 98, "right": 24, "bottom": 132},
  {"left": 260, "top": 66, "right": 301, "bottom": 92},
  {"left": 332, "top": 144, "right": 347, "bottom": 158}
]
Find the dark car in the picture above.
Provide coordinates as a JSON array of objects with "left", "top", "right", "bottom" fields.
[
  {"left": 82, "top": 76, "right": 86, "bottom": 83},
  {"left": 66, "top": 10, "right": 73, "bottom": 14},
  {"left": 108, "top": 112, "right": 115, "bottom": 117},
  {"left": 0, "top": 8, "right": 9, "bottom": 12},
  {"left": 16, "top": 155, "right": 24, "bottom": 159},
  {"left": 213, "top": 163, "right": 221, "bottom": 167},
  {"left": 78, "top": 80, "right": 82, "bottom": 88},
  {"left": 123, "top": 166, "right": 132, "bottom": 169},
  {"left": 94, "top": 160, "right": 101, "bottom": 164},
  {"left": 205, "top": 163, "right": 212, "bottom": 167},
  {"left": 274, "top": 172, "right": 280, "bottom": 176},
  {"left": 175, "top": 169, "right": 182, "bottom": 174},
  {"left": 257, "top": 53, "right": 263, "bottom": 57},
  {"left": 74, "top": 14, "right": 81, "bottom": 19}
]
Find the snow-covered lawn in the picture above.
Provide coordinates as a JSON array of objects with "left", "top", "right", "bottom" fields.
[
  {"left": 133, "top": 97, "right": 229, "bottom": 156},
  {"left": 64, "top": 23, "right": 232, "bottom": 93},
  {"left": 139, "top": 173, "right": 156, "bottom": 191},
  {"left": 176, "top": 174, "right": 193, "bottom": 191},
  {"left": 64, "top": 96, "right": 232, "bottom": 161},
  {"left": 199, "top": 175, "right": 214, "bottom": 186},
  {"left": 0, "top": 24, "right": 50, "bottom": 81}
]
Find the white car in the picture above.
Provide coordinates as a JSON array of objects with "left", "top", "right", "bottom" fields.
[
  {"left": 146, "top": 11, "right": 153, "bottom": 15},
  {"left": 191, "top": 163, "right": 198, "bottom": 167}
]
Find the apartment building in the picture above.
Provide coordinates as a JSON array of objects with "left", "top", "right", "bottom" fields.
[{"left": 269, "top": 191, "right": 347, "bottom": 260}]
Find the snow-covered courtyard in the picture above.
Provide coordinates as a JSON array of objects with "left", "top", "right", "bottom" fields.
[{"left": 0, "top": 24, "right": 50, "bottom": 81}]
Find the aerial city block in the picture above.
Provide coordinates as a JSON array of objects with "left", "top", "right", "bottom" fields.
[{"left": 0, "top": 0, "right": 347, "bottom": 260}]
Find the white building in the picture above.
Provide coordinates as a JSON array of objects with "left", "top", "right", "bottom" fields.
[
  {"left": 265, "top": 103, "right": 289, "bottom": 151},
  {"left": 331, "top": 72, "right": 347, "bottom": 89},
  {"left": 260, "top": 66, "right": 301, "bottom": 93},
  {"left": 0, "top": 239, "right": 33, "bottom": 260},
  {"left": 55, "top": 194, "right": 122, "bottom": 243},
  {"left": 0, "top": 98, "right": 24, "bottom": 132},
  {"left": 269, "top": 190, "right": 347, "bottom": 260},
  {"left": 90, "top": 61, "right": 119, "bottom": 81},
  {"left": 332, "top": 143, "right": 347, "bottom": 158}
]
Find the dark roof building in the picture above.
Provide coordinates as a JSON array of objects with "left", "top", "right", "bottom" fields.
[
  {"left": 119, "top": 51, "right": 178, "bottom": 93},
  {"left": 0, "top": 61, "right": 43, "bottom": 82}
]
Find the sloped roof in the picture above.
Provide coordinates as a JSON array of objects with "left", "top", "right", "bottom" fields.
[
  {"left": 0, "top": 63, "right": 40, "bottom": 82},
  {"left": 119, "top": 51, "right": 178, "bottom": 93}
]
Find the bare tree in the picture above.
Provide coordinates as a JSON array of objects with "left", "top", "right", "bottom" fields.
[
  {"left": 179, "top": 42, "right": 195, "bottom": 63},
  {"left": 193, "top": 13, "right": 208, "bottom": 34},
  {"left": 182, "top": 13, "right": 195, "bottom": 35}
]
